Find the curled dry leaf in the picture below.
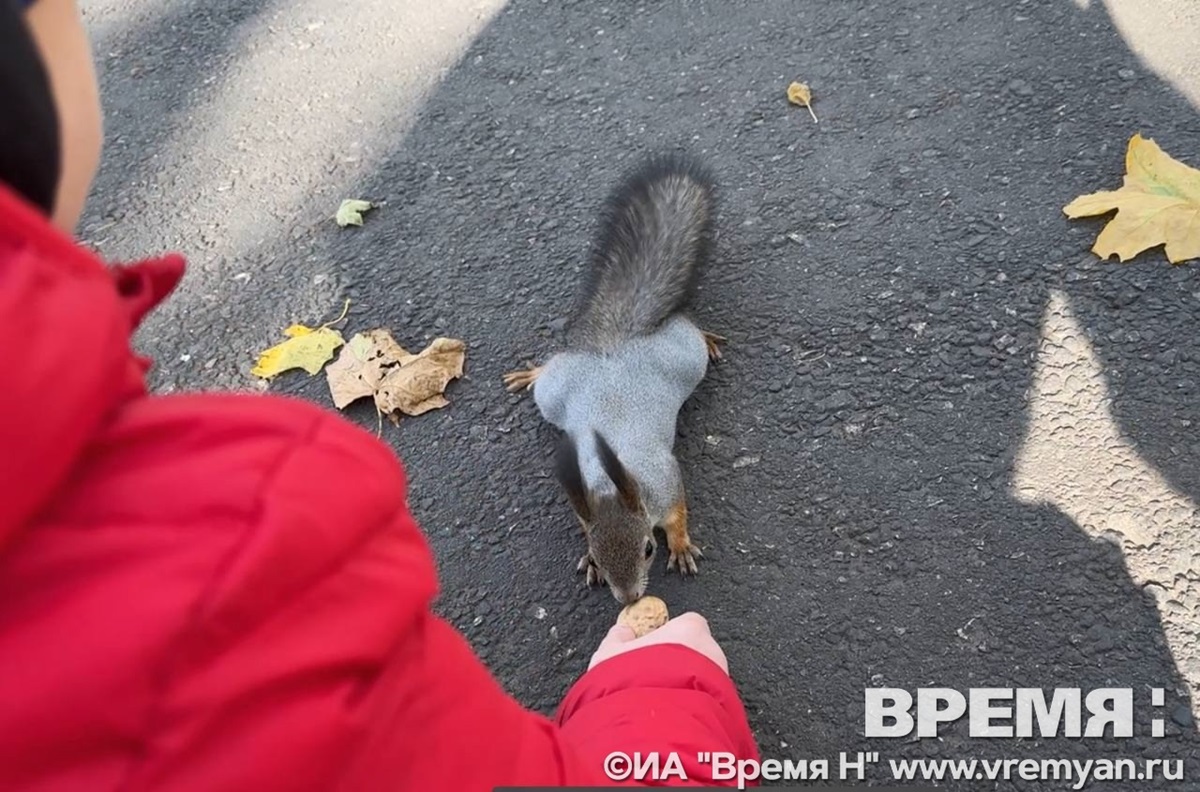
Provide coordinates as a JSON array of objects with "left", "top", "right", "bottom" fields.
[
  {"left": 1064, "top": 133, "right": 1200, "bottom": 264},
  {"left": 325, "top": 328, "right": 466, "bottom": 423},
  {"left": 335, "top": 198, "right": 375, "bottom": 227},
  {"left": 786, "top": 81, "right": 818, "bottom": 122}
]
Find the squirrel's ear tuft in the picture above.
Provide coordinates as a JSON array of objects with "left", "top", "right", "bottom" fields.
[
  {"left": 554, "top": 432, "right": 591, "bottom": 522},
  {"left": 593, "top": 431, "right": 641, "bottom": 513}
]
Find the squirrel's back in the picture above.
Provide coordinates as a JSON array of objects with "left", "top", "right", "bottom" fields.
[{"left": 566, "top": 152, "right": 715, "bottom": 352}]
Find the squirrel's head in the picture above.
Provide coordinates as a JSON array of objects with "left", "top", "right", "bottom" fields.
[{"left": 555, "top": 431, "right": 655, "bottom": 605}]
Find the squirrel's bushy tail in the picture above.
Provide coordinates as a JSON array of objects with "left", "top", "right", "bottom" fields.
[{"left": 567, "top": 152, "right": 715, "bottom": 351}]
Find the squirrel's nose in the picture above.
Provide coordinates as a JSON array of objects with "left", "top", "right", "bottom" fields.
[
  {"left": 613, "top": 583, "right": 646, "bottom": 606},
  {"left": 613, "top": 586, "right": 640, "bottom": 606}
]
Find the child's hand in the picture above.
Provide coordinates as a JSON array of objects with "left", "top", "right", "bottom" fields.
[{"left": 588, "top": 612, "right": 729, "bottom": 673}]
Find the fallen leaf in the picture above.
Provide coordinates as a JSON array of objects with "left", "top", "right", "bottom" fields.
[
  {"left": 787, "top": 81, "right": 818, "bottom": 122},
  {"left": 325, "top": 327, "right": 415, "bottom": 409},
  {"left": 324, "top": 332, "right": 381, "bottom": 408},
  {"left": 375, "top": 337, "right": 466, "bottom": 419},
  {"left": 324, "top": 329, "right": 466, "bottom": 423},
  {"left": 251, "top": 325, "right": 344, "bottom": 378},
  {"left": 335, "top": 198, "right": 375, "bottom": 227},
  {"left": 362, "top": 327, "right": 411, "bottom": 363},
  {"left": 251, "top": 300, "right": 350, "bottom": 379},
  {"left": 1064, "top": 133, "right": 1200, "bottom": 264}
]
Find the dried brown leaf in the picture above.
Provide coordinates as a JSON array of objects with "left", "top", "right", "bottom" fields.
[
  {"left": 325, "top": 330, "right": 465, "bottom": 422},
  {"left": 325, "top": 332, "right": 383, "bottom": 409},
  {"left": 374, "top": 337, "right": 466, "bottom": 418}
]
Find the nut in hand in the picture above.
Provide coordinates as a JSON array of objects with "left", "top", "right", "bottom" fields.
[{"left": 616, "top": 595, "right": 670, "bottom": 638}]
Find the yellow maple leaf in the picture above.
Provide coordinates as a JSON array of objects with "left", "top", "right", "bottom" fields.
[
  {"left": 251, "top": 300, "right": 350, "bottom": 378},
  {"left": 1064, "top": 133, "right": 1200, "bottom": 264}
]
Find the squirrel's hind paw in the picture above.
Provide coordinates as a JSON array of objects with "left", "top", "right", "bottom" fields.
[
  {"left": 701, "top": 331, "right": 725, "bottom": 362},
  {"left": 502, "top": 364, "right": 543, "bottom": 393}
]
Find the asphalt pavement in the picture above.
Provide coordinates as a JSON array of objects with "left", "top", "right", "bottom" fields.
[{"left": 78, "top": 0, "right": 1200, "bottom": 787}]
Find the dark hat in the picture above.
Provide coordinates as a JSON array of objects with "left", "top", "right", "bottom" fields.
[{"left": 0, "top": 0, "right": 61, "bottom": 216}]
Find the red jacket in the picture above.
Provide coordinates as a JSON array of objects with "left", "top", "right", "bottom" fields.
[{"left": 0, "top": 182, "right": 760, "bottom": 791}]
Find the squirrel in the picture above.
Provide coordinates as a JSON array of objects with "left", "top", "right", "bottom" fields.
[{"left": 503, "top": 152, "right": 724, "bottom": 605}]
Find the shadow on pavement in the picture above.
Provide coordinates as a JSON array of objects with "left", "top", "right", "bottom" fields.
[{"left": 83, "top": 0, "right": 285, "bottom": 229}]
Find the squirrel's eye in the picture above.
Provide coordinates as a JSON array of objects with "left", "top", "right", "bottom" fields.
[{"left": 644, "top": 540, "right": 655, "bottom": 559}]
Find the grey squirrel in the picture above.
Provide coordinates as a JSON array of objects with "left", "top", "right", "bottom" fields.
[{"left": 503, "top": 152, "right": 724, "bottom": 605}]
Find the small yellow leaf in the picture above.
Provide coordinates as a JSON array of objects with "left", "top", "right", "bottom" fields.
[
  {"left": 251, "top": 326, "right": 345, "bottom": 378},
  {"left": 787, "top": 81, "right": 818, "bottom": 122},
  {"left": 786, "top": 81, "right": 811, "bottom": 105},
  {"left": 251, "top": 301, "right": 352, "bottom": 379},
  {"left": 1064, "top": 133, "right": 1200, "bottom": 264}
]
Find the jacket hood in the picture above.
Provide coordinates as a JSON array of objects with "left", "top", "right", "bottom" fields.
[{"left": 0, "top": 182, "right": 184, "bottom": 549}]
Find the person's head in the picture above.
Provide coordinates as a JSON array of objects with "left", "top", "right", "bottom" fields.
[{"left": 0, "top": 0, "right": 102, "bottom": 234}]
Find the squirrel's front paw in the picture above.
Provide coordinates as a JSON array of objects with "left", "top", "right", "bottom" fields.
[
  {"left": 667, "top": 542, "right": 703, "bottom": 576},
  {"left": 577, "top": 552, "right": 602, "bottom": 587}
]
